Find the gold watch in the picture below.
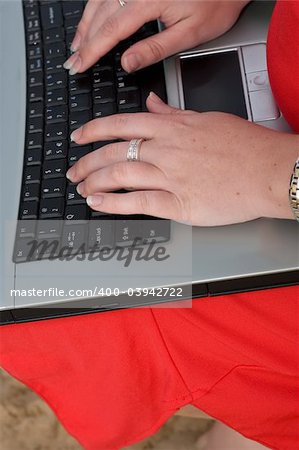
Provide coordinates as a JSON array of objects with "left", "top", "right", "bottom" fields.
[{"left": 289, "top": 158, "right": 299, "bottom": 222}]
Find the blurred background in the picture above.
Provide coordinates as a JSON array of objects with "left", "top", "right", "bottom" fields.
[{"left": 0, "top": 369, "right": 212, "bottom": 450}]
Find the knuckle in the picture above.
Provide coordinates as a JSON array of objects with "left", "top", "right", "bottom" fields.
[
  {"left": 137, "top": 191, "right": 150, "bottom": 213},
  {"left": 101, "top": 16, "right": 118, "bottom": 37},
  {"left": 108, "top": 142, "right": 121, "bottom": 161},
  {"left": 113, "top": 114, "right": 128, "bottom": 129},
  {"left": 145, "top": 38, "right": 165, "bottom": 61},
  {"left": 111, "top": 163, "right": 127, "bottom": 182}
]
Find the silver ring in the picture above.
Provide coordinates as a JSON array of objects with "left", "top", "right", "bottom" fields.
[
  {"left": 118, "top": 0, "right": 126, "bottom": 7},
  {"left": 127, "top": 139, "right": 144, "bottom": 162}
]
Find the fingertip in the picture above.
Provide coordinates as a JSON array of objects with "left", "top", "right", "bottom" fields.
[{"left": 122, "top": 52, "right": 142, "bottom": 73}]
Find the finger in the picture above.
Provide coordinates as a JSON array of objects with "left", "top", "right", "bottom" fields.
[
  {"left": 86, "top": 190, "right": 181, "bottom": 219},
  {"left": 80, "top": 0, "right": 120, "bottom": 49},
  {"left": 67, "top": 139, "right": 158, "bottom": 184},
  {"left": 146, "top": 91, "right": 185, "bottom": 115},
  {"left": 70, "top": 113, "right": 164, "bottom": 144},
  {"left": 76, "top": 2, "right": 157, "bottom": 73},
  {"left": 76, "top": 161, "right": 166, "bottom": 198},
  {"left": 71, "top": 0, "right": 105, "bottom": 51},
  {"left": 122, "top": 18, "right": 197, "bottom": 72}
]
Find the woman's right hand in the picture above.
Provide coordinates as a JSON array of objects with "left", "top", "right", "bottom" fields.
[{"left": 64, "top": 0, "right": 250, "bottom": 75}]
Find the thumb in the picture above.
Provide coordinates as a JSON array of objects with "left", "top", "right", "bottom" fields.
[
  {"left": 146, "top": 92, "right": 184, "bottom": 115},
  {"left": 122, "top": 21, "right": 191, "bottom": 72}
]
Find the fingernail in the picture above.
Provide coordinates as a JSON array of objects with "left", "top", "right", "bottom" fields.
[
  {"left": 70, "top": 126, "right": 82, "bottom": 142},
  {"left": 63, "top": 51, "right": 79, "bottom": 70},
  {"left": 123, "top": 53, "right": 141, "bottom": 72},
  {"left": 76, "top": 183, "right": 84, "bottom": 195},
  {"left": 69, "top": 55, "right": 82, "bottom": 75},
  {"left": 87, "top": 195, "right": 104, "bottom": 207},
  {"left": 70, "top": 32, "right": 81, "bottom": 52},
  {"left": 66, "top": 168, "right": 74, "bottom": 181},
  {"left": 148, "top": 91, "right": 163, "bottom": 103}
]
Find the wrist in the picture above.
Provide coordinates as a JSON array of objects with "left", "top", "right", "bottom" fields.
[{"left": 261, "top": 134, "right": 299, "bottom": 220}]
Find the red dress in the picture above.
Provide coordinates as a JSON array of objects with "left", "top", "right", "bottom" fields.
[{"left": 1, "top": 2, "right": 298, "bottom": 450}]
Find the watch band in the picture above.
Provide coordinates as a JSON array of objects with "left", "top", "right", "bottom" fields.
[{"left": 289, "top": 158, "right": 299, "bottom": 222}]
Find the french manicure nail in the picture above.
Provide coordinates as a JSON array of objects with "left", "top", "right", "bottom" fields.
[
  {"left": 76, "top": 183, "right": 83, "bottom": 195},
  {"left": 70, "top": 126, "right": 82, "bottom": 142},
  {"left": 69, "top": 55, "right": 82, "bottom": 76},
  {"left": 70, "top": 32, "right": 81, "bottom": 53},
  {"left": 87, "top": 195, "right": 104, "bottom": 207},
  {"left": 148, "top": 91, "right": 163, "bottom": 103},
  {"left": 66, "top": 168, "right": 73, "bottom": 181},
  {"left": 63, "top": 51, "right": 79, "bottom": 70}
]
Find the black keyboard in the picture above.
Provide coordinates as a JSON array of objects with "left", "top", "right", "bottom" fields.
[{"left": 14, "top": 0, "right": 170, "bottom": 263}]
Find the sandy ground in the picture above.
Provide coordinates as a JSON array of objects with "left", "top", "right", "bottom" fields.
[{"left": 0, "top": 369, "right": 212, "bottom": 450}]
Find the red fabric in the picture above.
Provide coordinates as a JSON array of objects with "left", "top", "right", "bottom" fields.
[
  {"left": 1, "top": 2, "right": 299, "bottom": 450},
  {"left": 267, "top": 0, "right": 299, "bottom": 132}
]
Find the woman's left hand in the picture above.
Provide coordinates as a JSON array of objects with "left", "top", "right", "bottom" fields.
[{"left": 66, "top": 93, "right": 297, "bottom": 226}]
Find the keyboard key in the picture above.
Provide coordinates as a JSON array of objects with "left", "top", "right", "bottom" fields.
[
  {"left": 24, "top": 166, "right": 41, "bottom": 183},
  {"left": 43, "top": 160, "right": 67, "bottom": 179},
  {"left": 29, "top": 102, "right": 43, "bottom": 118},
  {"left": 115, "top": 218, "right": 143, "bottom": 246},
  {"left": 40, "top": 198, "right": 64, "bottom": 218},
  {"left": 66, "top": 183, "right": 85, "bottom": 204},
  {"left": 64, "top": 204, "right": 89, "bottom": 221},
  {"left": 94, "top": 53, "right": 114, "bottom": 69},
  {"left": 28, "top": 58, "right": 43, "bottom": 72},
  {"left": 46, "top": 105, "right": 68, "bottom": 123},
  {"left": 93, "top": 102, "right": 117, "bottom": 118},
  {"left": 61, "top": 224, "right": 88, "bottom": 252},
  {"left": 29, "top": 85, "right": 43, "bottom": 102},
  {"left": 20, "top": 201, "right": 39, "bottom": 219},
  {"left": 69, "top": 74, "right": 92, "bottom": 94},
  {"left": 47, "top": 89, "right": 67, "bottom": 106},
  {"left": 92, "top": 140, "right": 114, "bottom": 151},
  {"left": 45, "top": 42, "right": 66, "bottom": 58},
  {"left": 27, "top": 30, "right": 41, "bottom": 45},
  {"left": 44, "top": 140, "right": 68, "bottom": 159},
  {"left": 28, "top": 72, "right": 43, "bottom": 87},
  {"left": 93, "top": 86, "right": 115, "bottom": 104},
  {"left": 117, "top": 74, "right": 137, "bottom": 90},
  {"left": 28, "top": 45, "right": 42, "bottom": 59},
  {"left": 70, "top": 94, "right": 92, "bottom": 111},
  {"left": 27, "top": 133, "right": 43, "bottom": 149},
  {"left": 25, "top": 148, "right": 42, "bottom": 166},
  {"left": 40, "top": 2, "right": 63, "bottom": 30},
  {"left": 17, "top": 220, "right": 36, "bottom": 238},
  {"left": 62, "top": 1, "right": 84, "bottom": 18},
  {"left": 65, "top": 16, "right": 80, "bottom": 34},
  {"left": 14, "top": 238, "right": 37, "bottom": 263},
  {"left": 68, "top": 145, "right": 91, "bottom": 165},
  {"left": 70, "top": 110, "right": 92, "bottom": 130},
  {"left": 22, "top": 183, "right": 40, "bottom": 201},
  {"left": 142, "top": 218, "right": 171, "bottom": 243},
  {"left": 41, "top": 178, "right": 66, "bottom": 198},
  {"left": 46, "top": 71, "right": 67, "bottom": 89},
  {"left": 45, "top": 56, "right": 65, "bottom": 73},
  {"left": 28, "top": 117, "right": 43, "bottom": 133},
  {"left": 26, "top": 17, "right": 40, "bottom": 32},
  {"left": 43, "top": 27, "right": 65, "bottom": 44},
  {"left": 88, "top": 219, "right": 114, "bottom": 250},
  {"left": 45, "top": 122, "right": 68, "bottom": 141},
  {"left": 118, "top": 88, "right": 140, "bottom": 110},
  {"left": 36, "top": 220, "right": 63, "bottom": 239},
  {"left": 93, "top": 68, "right": 114, "bottom": 87},
  {"left": 24, "top": 4, "right": 39, "bottom": 20}
]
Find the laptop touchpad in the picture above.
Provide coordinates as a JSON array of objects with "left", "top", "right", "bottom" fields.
[{"left": 180, "top": 50, "right": 248, "bottom": 119}]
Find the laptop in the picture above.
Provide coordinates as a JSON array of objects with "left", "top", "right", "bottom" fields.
[{"left": 0, "top": 0, "right": 298, "bottom": 324}]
